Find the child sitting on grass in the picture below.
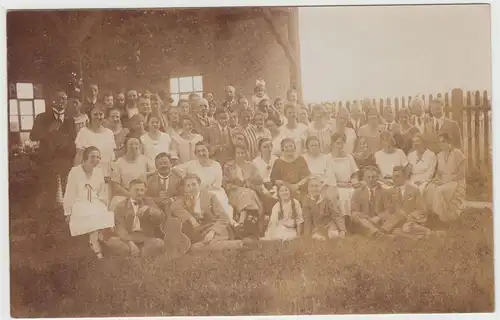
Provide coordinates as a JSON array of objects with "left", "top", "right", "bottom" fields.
[
  {"left": 262, "top": 184, "right": 304, "bottom": 241},
  {"left": 302, "top": 176, "right": 346, "bottom": 240}
]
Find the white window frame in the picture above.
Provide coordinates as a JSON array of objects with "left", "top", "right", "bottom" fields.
[{"left": 170, "top": 75, "right": 203, "bottom": 106}]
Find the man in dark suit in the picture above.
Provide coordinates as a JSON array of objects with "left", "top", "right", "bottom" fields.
[
  {"left": 221, "top": 85, "right": 237, "bottom": 111},
  {"left": 169, "top": 173, "right": 233, "bottom": 248},
  {"left": 146, "top": 153, "right": 182, "bottom": 217},
  {"left": 205, "top": 109, "right": 235, "bottom": 166},
  {"left": 105, "top": 179, "right": 167, "bottom": 257},
  {"left": 350, "top": 166, "right": 388, "bottom": 237},
  {"left": 425, "top": 98, "right": 462, "bottom": 153},
  {"left": 30, "top": 90, "right": 76, "bottom": 216},
  {"left": 190, "top": 98, "right": 212, "bottom": 137}
]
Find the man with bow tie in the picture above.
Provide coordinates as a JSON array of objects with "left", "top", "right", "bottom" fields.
[
  {"left": 105, "top": 179, "right": 166, "bottom": 257},
  {"left": 146, "top": 153, "right": 182, "bottom": 216},
  {"left": 30, "top": 90, "right": 76, "bottom": 223}
]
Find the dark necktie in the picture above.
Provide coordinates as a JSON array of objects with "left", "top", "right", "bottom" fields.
[
  {"left": 417, "top": 117, "right": 422, "bottom": 126},
  {"left": 159, "top": 176, "right": 168, "bottom": 191},
  {"left": 369, "top": 188, "right": 375, "bottom": 216},
  {"left": 435, "top": 119, "right": 440, "bottom": 133},
  {"left": 387, "top": 123, "right": 391, "bottom": 131}
]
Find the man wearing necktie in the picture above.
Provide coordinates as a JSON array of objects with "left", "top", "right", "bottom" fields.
[
  {"left": 146, "top": 153, "right": 182, "bottom": 217},
  {"left": 350, "top": 166, "right": 388, "bottom": 237},
  {"left": 410, "top": 97, "right": 428, "bottom": 134},
  {"left": 170, "top": 173, "right": 234, "bottom": 249},
  {"left": 30, "top": 90, "right": 76, "bottom": 246},
  {"left": 206, "top": 109, "right": 235, "bottom": 166},
  {"left": 106, "top": 179, "right": 166, "bottom": 257},
  {"left": 424, "top": 99, "right": 462, "bottom": 153}
]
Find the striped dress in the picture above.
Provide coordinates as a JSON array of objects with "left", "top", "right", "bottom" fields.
[{"left": 240, "top": 124, "right": 261, "bottom": 160}]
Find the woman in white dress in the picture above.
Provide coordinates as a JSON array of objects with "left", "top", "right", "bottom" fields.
[
  {"left": 253, "top": 138, "right": 278, "bottom": 189},
  {"left": 329, "top": 132, "right": 359, "bottom": 216},
  {"left": 262, "top": 184, "right": 304, "bottom": 241},
  {"left": 303, "top": 136, "right": 338, "bottom": 201},
  {"left": 63, "top": 146, "right": 115, "bottom": 259},
  {"left": 141, "top": 114, "right": 175, "bottom": 163},
  {"left": 408, "top": 134, "right": 437, "bottom": 192},
  {"left": 74, "top": 105, "right": 116, "bottom": 177},
  {"left": 335, "top": 107, "right": 357, "bottom": 155},
  {"left": 279, "top": 104, "right": 308, "bottom": 156},
  {"left": 374, "top": 131, "right": 408, "bottom": 188},
  {"left": 305, "top": 104, "right": 336, "bottom": 154},
  {"left": 109, "top": 135, "right": 155, "bottom": 210},
  {"left": 171, "top": 115, "right": 204, "bottom": 164},
  {"left": 173, "top": 141, "right": 235, "bottom": 223},
  {"left": 266, "top": 116, "right": 283, "bottom": 157}
]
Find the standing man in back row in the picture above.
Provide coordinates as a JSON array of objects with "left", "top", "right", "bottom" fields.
[
  {"left": 30, "top": 89, "right": 77, "bottom": 248},
  {"left": 425, "top": 98, "right": 462, "bottom": 153}
]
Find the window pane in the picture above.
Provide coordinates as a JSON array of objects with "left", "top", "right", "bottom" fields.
[
  {"left": 34, "top": 99, "right": 46, "bottom": 115},
  {"left": 9, "top": 99, "right": 18, "bottom": 115},
  {"left": 20, "top": 115, "right": 34, "bottom": 130},
  {"left": 171, "top": 94, "right": 180, "bottom": 106},
  {"left": 16, "top": 83, "right": 34, "bottom": 99},
  {"left": 9, "top": 116, "right": 20, "bottom": 132},
  {"left": 19, "top": 101, "right": 34, "bottom": 115},
  {"left": 179, "top": 93, "right": 190, "bottom": 101},
  {"left": 193, "top": 76, "right": 203, "bottom": 92},
  {"left": 170, "top": 78, "right": 179, "bottom": 94},
  {"left": 20, "top": 132, "right": 30, "bottom": 143},
  {"left": 179, "top": 77, "right": 193, "bottom": 93}
]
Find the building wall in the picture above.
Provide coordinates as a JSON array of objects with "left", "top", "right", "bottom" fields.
[
  {"left": 153, "top": 12, "right": 292, "bottom": 102},
  {"left": 7, "top": 10, "right": 293, "bottom": 102}
]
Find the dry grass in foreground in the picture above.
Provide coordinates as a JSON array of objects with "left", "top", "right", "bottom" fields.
[{"left": 10, "top": 208, "right": 494, "bottom": 317}]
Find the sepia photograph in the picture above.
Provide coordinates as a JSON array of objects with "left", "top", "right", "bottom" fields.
[{"left": 6, "top": 2, "right": 495, "bottom": 318}]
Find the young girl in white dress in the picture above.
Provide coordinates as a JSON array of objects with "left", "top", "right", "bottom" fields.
[
  {"left": 63, "top": 146, "right": 115, "bottom": 259},
  {"left": 262, "top": 184, "right": 304, "bottom": 241}
]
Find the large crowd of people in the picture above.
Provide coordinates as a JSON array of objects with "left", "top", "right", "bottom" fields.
[{"left": 29, "top": 79, "right": 466, "bottom": 259}]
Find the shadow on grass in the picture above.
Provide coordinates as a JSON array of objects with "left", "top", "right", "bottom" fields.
[{"left": 10, "top": 209, "right": 494, "bottom": 317}]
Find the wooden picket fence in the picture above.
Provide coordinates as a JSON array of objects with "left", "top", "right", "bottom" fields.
[{"left": 312, "top": 88, "right": 492, "bottom": 173}]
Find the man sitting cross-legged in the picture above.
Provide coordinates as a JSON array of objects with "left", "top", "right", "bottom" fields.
[
  {"left": 349, "top": 166, "right": 388, "bottom": 237},
  {"left": 168, "top": 173, "right": 242, "bottom": 250},
  {"left": 104, "top": 179, "right": 166, "bottom": 257},
  {"left": 351, "top": 165, "right": 428, "bottom": 237},
  {"left": 302, "top": 176, "right": 346, "bottom": 240},
  {"left": 146, "top": 152, "right": 182, "bottom": 217}
]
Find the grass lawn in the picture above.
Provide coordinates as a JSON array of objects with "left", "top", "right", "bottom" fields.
[{"left": 10, "top": 207, "right": 494, "bottom": 317}]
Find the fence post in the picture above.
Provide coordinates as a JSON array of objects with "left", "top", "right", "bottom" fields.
[
  {"left": 483, "top": 90, "right": 490, "bottom": 168},
  {"left": 451, "top": 88, "right": 463, "bottom": 125}
]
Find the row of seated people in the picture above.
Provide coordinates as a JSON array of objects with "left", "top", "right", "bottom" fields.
[{"left": 63, "top": 125, "right": 465, "bottom": 258}]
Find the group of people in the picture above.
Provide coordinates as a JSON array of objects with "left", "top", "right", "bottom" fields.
[{"left": 29, "top": 79, "right": 466, "bottom": 259}]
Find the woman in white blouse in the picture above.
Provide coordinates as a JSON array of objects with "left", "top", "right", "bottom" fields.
[
  {"left": 252, "top": 138, "right": 278, "bottom": 189},
  {"left": 278, "top": 104, "right": 308, "bottom": 156},
  {"left": 329, "top": 132, "right": 358, "bottom": 216},
  {"left": 170, "top": 115, "right": 204, "bottom": 164},
  {"left": 408, "top": 134, "right": 437, "bottom": 192},
  {"left": 173, "top": 140, "right": 235, "bottom": 223},
  {"left": 74, "top": 105, "right": 116, "bottom": 177},
  {"left": 141, "top": 114, "right": 176, "bottom": 164},
  {"left": 374, "top": 131, "right": 408, "bottom": 188},
  {"left": 64, "top": 146, "right": 114, "bottom": 259}
]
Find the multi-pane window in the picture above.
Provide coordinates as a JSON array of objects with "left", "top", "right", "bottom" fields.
[
  {"left": 9, "top": 83, "right": 45, "bottom": 142},
  {"left": 169, "top": 76, "right": 203, "bottom": 106}
]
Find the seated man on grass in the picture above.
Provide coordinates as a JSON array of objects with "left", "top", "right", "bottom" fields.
[
  {"left": 351, "top": 165, "right": 433, "bottom": 238},
  {"left": 302, "top": 176, "right": 346, "bottom": 240},
  {"left": 146, "top": 152, "right": 182, "bottom": 217},
  {"left": 104, "top": 179, "right": 166, "bottom": 257},
  {"left": 169, "top": 173, "right": 242, "bottom": 250}
]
